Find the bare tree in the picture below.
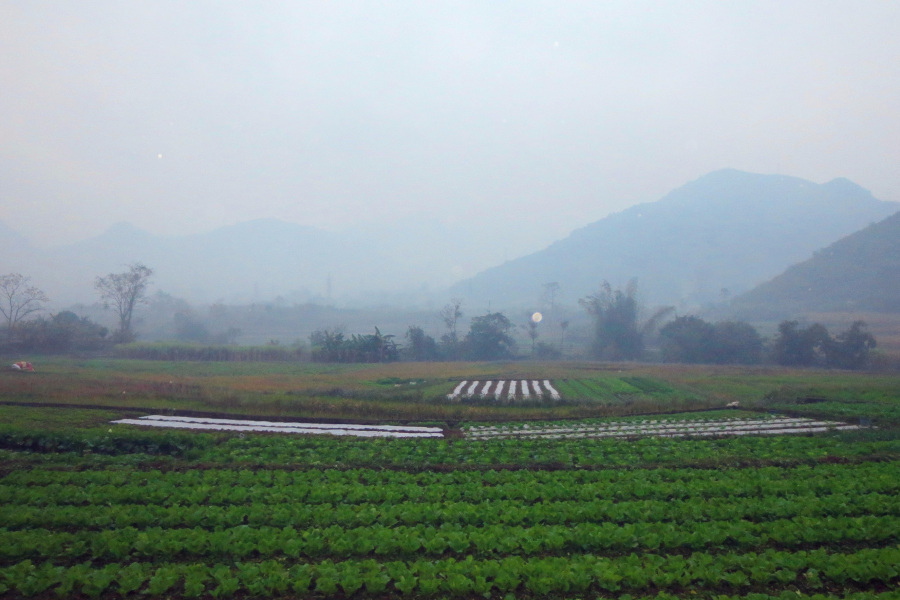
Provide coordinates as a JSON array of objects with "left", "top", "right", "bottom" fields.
[
  {"left": 559, "top": 319, "right": 569, "bottom": 348},
  {"left": 0, "top": 273, "right": 49, "bottom": 333},
  {"left": 541, "top": 282, "right": 561, "bottom": 313},
  {"left": 524, "top": 319, "right": 539, "bottom": 354},
  {"left": 439, "top": 298, "right": 464, "bottom": 344},
  {"left": 95, "top": 263, "right": 154, "bottom": 341}
]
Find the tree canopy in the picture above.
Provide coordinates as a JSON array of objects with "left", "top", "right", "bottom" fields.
[
  {"left": 579, "top": 280, "right": 643, "bottom": 360},
  {"left": 95, "top": 263, "right": 154, "bottom": 342},
  {"left": 660, "top": 316, "right": 763, "bottom": 364},
  {"left": 0, "top": 273, "right": 49, "bottom": 333},
  {"left": 463, "top": 312, "right": 515, "bottom": 360}
]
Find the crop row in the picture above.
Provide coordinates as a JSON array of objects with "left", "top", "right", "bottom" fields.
[
  {"left": 2, "top": 515, "right": 898, "bottom": 564},
  {"left": 3, "top": 470, "right": 896, "bottom": 508},
  {"left": 4, "top": 424, "right": 900, "bottom": 468},
  {"left": 3, "top": 492, "right": 898, "bottom": 532},
  {"left": 215, "top": 432, "right": 900, "bottom": 467},
  {"left": 5, "top": 461, "right": 887, "bottom": 488},
  {"left": 3, "top": 547, "right": 899, "bottom": 597}
]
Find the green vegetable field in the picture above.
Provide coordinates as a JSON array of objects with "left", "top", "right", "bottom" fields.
[{"left": 1, "top": 359, "right": 900, "bottom": 598}]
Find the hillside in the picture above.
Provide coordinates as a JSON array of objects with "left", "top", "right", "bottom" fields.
[
  {"left": 449, "top": 169, "right": 899, "bottom": 308},
  {"left": 732, "top": 210, "right": 900, "bottom": 317}
]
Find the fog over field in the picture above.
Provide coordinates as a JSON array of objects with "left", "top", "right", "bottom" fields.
[{"left": 1, "top": 2, "right": 899, "bottom": 323}]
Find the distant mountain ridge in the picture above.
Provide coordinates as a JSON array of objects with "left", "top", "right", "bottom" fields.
[
  {"left": 0, "top": 218, "right": 480, "bottom": 305},
  {"left": 1, "top": 169, "right": 897, "bottom": 310},
  {"left": 449, "top": 169, "right": 899, "bottom": 308},
  {"left": 732, "top": 210, "right": 900, "bottom": 317}
]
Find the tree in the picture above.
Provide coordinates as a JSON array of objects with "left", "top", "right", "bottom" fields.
[
  {"left": 659, "top": 316, "right": 717, "bottom": 363},
  {"left": 404, "top": 325, "right": 439, "bottom": 361},
  {"left": 463, "top": 312, "right": 515, "bottom": 360},
  {"left": 309, "top": 327, "right": 399, "bottom": 363},
  {"left": 712, "top": 321, "right": 764, "bottom": 364},
  {"left": 439, "top": 298, "right": 464, "bottom": 358},
  {"left": 173, "top": 311, "right": 211, "bottom": 343},
  {"left": 660, "top": 316, "right": 762, "bottom": 364},
  {"left": 559, "top": 319, "right": 569, "bottom": 348},
  {"left": 11, "top": 311, "right": 109, "bottom": 353},
  {"left": 0, "top": 273, "right": 49, "bottom": 333},
  {"left": 827, "top": 321, "right": 876, "bottom": 370},
  {"left": 772, "top": 320, "right": 831, "bottom": 367},
  {"left": 439, "top": 298, "right": 464, "bottom": 342},
  {"left": 535, "top": 341, "right": 561, "bottom": 359},
  {"left": 94, "top": 263, "right": 154, "bottom": 342},
  {"left": 541, "top": 282, "right": 561, "bottom": 313},
  {"left": 524, "top": 317, "right": 539, "bottom": 355},
  {"left": 579, "top": 280, "right": 643, "bottom": 360},
  {"left": 773, "top": 320, "right": 876, "bottom": 370}
]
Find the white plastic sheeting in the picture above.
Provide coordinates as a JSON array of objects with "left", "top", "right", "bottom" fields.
[
  {"left": 543, "top": 380, "right": 561, "bottom": 400},
  {"left": 465, "top": 416, "right": 859, "bottom": 440},
  {"left": 113, "top": 415, "right": 444, "bottom": 438},
  {"left": 520, "top": 380, "right": 531, "bottom": 399},
  {"left": 447, "top": 381, "right": 468, "bottom": 400},
  {"left": 445, "top": 379, "right": 556, "bottom": 402}
]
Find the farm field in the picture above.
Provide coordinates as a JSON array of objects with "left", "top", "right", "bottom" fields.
[
  {"left": 1, "top": 357, "right": 899, "bottom": 423},
  {"left": 2, "top": 359, "right": 900, "bottom": 599}
]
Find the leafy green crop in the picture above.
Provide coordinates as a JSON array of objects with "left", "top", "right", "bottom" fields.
[
  {"left": 3, "top": 515, "right": 899, "bottom": 562},
  {"left": 5, "top": 461, "right": 898, "bottom": 508},
  {"left": 3, "top": 548, "right": 900, "bottom": 597}
]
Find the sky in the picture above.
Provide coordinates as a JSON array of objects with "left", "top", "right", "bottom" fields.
[{"left": 2, "top": 1, "right": 899, "bottom": 272}]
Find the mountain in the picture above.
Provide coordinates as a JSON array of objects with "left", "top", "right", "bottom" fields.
[
  {"left": 0, "top": 218, "right": 494, "bottom": 305},
  {"left": 448, "top": 170, "right": 899, "bottom": 309},
  {"left": 2, "top": 169, "right": 897, "bottom": 309},
  {"left": 731, "top": 210, "right": 900, "bottom": 317},
  {"left": 0, "top": 222, "right": 44, "bottom": 280},
  {"left": 30, "top": 219, "right": 342, "bottom": 304}
]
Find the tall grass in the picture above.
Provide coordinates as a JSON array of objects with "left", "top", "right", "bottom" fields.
[{"left": 114, "top": 342, "right": 304, "bottom": 362}]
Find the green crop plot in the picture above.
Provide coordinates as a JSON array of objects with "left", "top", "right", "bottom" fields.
[
  {"left": 2, "top": 406, "right": 900, "bottom": 599},
  {"left": 0, "top": 359, "right": 899, "bottom": 598}
]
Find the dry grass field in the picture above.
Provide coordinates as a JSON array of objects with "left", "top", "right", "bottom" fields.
[{"left": 0, "top": 357, "right": 897, "bottom": 424}]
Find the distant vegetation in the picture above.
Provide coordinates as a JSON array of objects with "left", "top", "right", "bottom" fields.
[
  {"left": 773, "top": 320, "right": 877, "bottom": 370},
  {"left": 309, "top": 328, "right": 399, "bottom": 363},
  {"left": 115, "top": 342, "right": 304, "bottom": 362},
  {"left": 2, "top": 311, "right": 109, "bottom": 355},
  {"left": 0, "top": 265, "right": 885, "bottom": 371},
  {"left": 660, "top": 316, "right": 763, "bottom": 364},
  {"left": 578, "top": 280, "right": 673, "bottom": 361}
]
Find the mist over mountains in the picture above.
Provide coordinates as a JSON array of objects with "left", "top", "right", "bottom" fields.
[
  {"left": 450, "top": 170, "right": 899, "bottom": 309},
  {"left": 0, "top": 219, "right": 498, "bottom": 307},
  {"left": 1, "top": 169, "right": 897, "bottom": 314}
]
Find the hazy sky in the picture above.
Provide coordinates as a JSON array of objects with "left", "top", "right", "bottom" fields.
[{"left": 2, "top": 1, "right": 899, "bottom": 263}]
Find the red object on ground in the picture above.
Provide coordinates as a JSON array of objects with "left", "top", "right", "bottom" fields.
[{"left": 12, "top": 362, "right": 34, "bottom": 372}]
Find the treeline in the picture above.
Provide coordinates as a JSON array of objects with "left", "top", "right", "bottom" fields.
[
  {"left": 574, "top": 280, "right": 878, "bottom": 370},
  {"left": 0, "top": 311, "right": 110, "bottom": 354},
  {"left": 659, "top": 316, "right": 876, "bottom": 368},
  {"left": 308, "top": 313, "right": 517, "bottom": 363},
  {"left": 309, "top": 328, "right": 399, "bottom": 363},
  {"left": 0, "top": 268, "right": 880, "bottom": 370}
]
